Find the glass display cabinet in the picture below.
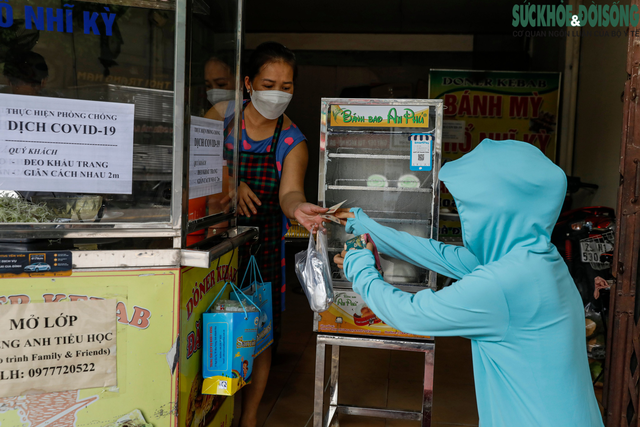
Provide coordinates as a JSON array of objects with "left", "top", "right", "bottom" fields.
[
  {"left": 313, "top": 98, "right": 443, "bottom": 427},
  {"left": 0, "top": 0, "right": 254, "bottom": 261},
  {"left": 0, "top": 0, "right": 254, "bottom": 425},
  {"left": 318, "top": 98, "right": 443, "bottom": 291}
]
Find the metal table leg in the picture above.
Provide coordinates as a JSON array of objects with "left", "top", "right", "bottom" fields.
[
  {"left": 328, "top": 345, "right": 340, "bottom": 427},
  {"left": 314, "top": 334, "right": 435, "bottom": 427},
  {"left": 422, "top": 347, "right": 435, "bottom": 427},
  {"left": 314, "top": 339, "right": 326, "bottom": 427}
]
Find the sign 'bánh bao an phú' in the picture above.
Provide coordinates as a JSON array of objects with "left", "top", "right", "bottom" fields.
[{"left": 330, "top": 105, "right": 429, "bottom": 128}]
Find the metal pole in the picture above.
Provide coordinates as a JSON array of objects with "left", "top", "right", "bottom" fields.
[
  {"left": 314, "top": 338, "right": 326, "bottom": 427},
  {"left": 422, "top": 348, "right": 434, "bottom": 427},
  {"left": 327, "top": 345, "right": 340, "bottom": 427},
  {"left": 171, "top": 0, "right": 189, "bottom": 248}
]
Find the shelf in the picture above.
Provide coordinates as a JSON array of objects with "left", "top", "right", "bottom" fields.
[
  {"left": 371, "top": 218, "right": 430, "bottom": 224},
  {"left": 439, "top": 212, "right": 460, "bottom": 221},
  {"left": 181, "top": 226, "right": 259, "bottom": 268},
  {"left": 327, "top": 185, "right": 432, "bottom": 193},
  {"left": 326, "top": 217, "right": 428, "bottom": 225},
  {"left": 332, "top": 279, "right": 430, "bottom": 292},
  {"left": 328, "top": 153, "right": 410, "bottom": 160}
]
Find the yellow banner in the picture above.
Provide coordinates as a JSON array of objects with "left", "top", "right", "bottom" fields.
[
  {"left": 0, "top": 269, "right": 180, "bottom": 427},
  {"left": 179, "top": 250, "right": 238, "bottom": 427},
  {"left": 330, "top": 105, "right": 429, "bottom": 128},
  {"left": 429, "top": 69, "right": 561, "bottom": 239}
]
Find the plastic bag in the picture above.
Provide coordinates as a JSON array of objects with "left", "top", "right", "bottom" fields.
[
  {"left": 230, "top": 255, "right": 274, "bottom": 356},
  {"left": 295, "top": 230, "right": 334, "bottom": 312},
  {"left": 585, "top": 303, "right": 605, "bottom": 359}
]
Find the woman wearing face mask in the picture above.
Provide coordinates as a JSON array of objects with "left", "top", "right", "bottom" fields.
[
  {"left": 204, "top": 56, "right": 236, "bottom": 105},
  {"left": 207, "top": 42, "right": 326, "bottom": 427}
]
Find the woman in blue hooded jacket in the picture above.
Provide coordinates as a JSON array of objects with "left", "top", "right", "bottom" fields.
[{"left": 334, "top": 139, "right": 604, "bottom": 427}]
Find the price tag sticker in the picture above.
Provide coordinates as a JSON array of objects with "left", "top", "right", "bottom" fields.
[{"left": 410, "top": 133, "right": 433, "bottom": 171}]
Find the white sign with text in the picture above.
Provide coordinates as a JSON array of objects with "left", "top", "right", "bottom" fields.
[
  {"left": 189, "top": 116, "right": 223, "bottom": 199},
  {"left": 0, "top": 300, "right": 117, "bottom": 398},
  {"left": 0, "top": 94, "right": 135, "bottom": 194},
  {"left": 443, "top": 120, "right": 465, "bottom": 143}
]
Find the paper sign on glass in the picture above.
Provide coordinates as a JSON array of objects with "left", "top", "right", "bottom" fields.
[
  {"left": 0, "top": 94, "right": 135, "bottom": 194},
  {"left": 443, "top": 120, "right": 465, "bottom": 143},
  {"left": 189, "top": 116, "right": 224, "bottom": 199}
]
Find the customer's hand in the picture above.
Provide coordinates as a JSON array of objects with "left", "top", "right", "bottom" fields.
[
  {"left": 334, "top": 208, "right": 355, "bottom": 226},
  {"left": 333, "top": 242, "right": 373, "bottom": 270},
  {"left": 294, "top": 202, "right": 329, "bottom": 232}
]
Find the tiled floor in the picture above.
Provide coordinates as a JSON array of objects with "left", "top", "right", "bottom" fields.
[{"left": 232, "top": 289, "right": 479, "bottom": 427}]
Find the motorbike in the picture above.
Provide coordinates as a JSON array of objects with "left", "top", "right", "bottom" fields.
[
  {"left": 551, "top": 177, "right": 615, "bottom": 379},
  {"left": 552, "top": 177, "right": 615, "bottom": 309}
]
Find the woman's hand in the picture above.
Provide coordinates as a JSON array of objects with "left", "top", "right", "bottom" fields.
[
  {"left": 334, "top": 208, "right": 355, "bottom": 226},
  {"left": 294, "top": 202, "right": 329, "bottom": 232},
  {"left": 219, "top": 194, "right": 233, "bottom": 213},
  {"left": 214, "top": 188, "right": 234, "bottom": 214},
  {"left": 237, "top": 181, "right": 261, "bottom": 217},
  {"left": 334, "top": 242, "right": 373, "bottom": 270}
]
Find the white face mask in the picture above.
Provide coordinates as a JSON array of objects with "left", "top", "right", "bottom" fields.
[
  {"left": 207, "top": 88, "right": 236, "bottom": 105},
  {"left": 250, "top": 85, "right": 293, "bottom": 120}
]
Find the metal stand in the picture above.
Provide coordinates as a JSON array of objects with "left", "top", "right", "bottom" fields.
[{"left": 313, "top": 334, "right": 435, "bottom": 427}]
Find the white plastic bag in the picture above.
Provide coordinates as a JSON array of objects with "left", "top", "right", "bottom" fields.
[{"left": 294, "top": 230, "right": 334, "bottom": 312}]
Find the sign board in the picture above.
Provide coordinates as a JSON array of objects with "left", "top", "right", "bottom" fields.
[
  {"left": 180, "top": 251, "right": 238, "bottom": 427},
  {"left": 330, "top": 105, "right": 429, "bottom": 128},
  {"left": 0, "top": 94, "right": 135, "bottom": 194},
  {"left": 0, "top": 269, "right": 180, "bottom": 427},
  {"left": 316, "top": 290, "right": 431, "bottom": 340},
  {"left": 189, "top": 116, "right": 224, "bottom": 199},
  {"left": 0, "top": 300, "right": 117, "bottom": 397},
  {"left": 0, "top": 251, "right": 72, "bottom": 278},
  {"left": 429, "top": 70, "right": 561, "bottom": 239}
]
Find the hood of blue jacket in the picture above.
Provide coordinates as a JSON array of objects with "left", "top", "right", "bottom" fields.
[{"left": 439, "top": 139, "right": 567, "bottom": 265}]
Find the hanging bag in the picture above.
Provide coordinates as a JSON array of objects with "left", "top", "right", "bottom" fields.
[
  {"left": 230, "top": 255, "right": 274, "bottom": 356},
  {"left": 295, "top": 230, "right": 334, "bottom": 313},
  {"left": 202, "top": 281, "right": 261, "bottom": 396}
]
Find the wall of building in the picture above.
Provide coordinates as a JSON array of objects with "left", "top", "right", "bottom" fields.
[
  {"left": 285, "top": 50, "right": 532, "bottom": 204},
  {"left": 246, "top": 0, "right": 629, "bottom": 211},
  {"left": 573, "top": 29, "right": 628, "bottom": 208}
]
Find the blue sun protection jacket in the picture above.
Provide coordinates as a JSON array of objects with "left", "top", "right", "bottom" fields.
[{"left": 343, "top": 139, "right": 603, "bottom": 427}]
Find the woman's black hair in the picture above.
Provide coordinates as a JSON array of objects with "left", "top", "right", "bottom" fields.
[
  {"left": 3, "top": 50, "right": 48, "bottom": 86},
  {"left": 205, "top": 50, "right": 235, "bottom": 71},
  {"left": 245, "top": 42, "right": 298, "bottom": 82}
]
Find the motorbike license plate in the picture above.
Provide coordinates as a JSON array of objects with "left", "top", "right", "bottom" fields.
[{"left": 580, "top": 241, "right": 608, "bottom": 263}]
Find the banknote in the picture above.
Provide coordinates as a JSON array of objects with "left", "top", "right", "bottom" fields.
[
  {"left": 327, "top": 200, "right": 347, "bottom": 214},
  {"left": 320, "top": 214, "right": 342, "bottom": 224},
  {"left": 321, "top": 200, "right": 347, "bottom": 224}
]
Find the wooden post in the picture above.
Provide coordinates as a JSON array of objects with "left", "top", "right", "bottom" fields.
[{"left": 604, "top": 5, "right": 640, "bottom": 425}]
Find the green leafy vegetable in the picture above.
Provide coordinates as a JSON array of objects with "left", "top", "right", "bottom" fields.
[{"left": 0, "top": 196, "right": 56, "bottom": 223}]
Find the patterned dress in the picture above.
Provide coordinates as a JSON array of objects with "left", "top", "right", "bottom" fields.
[{"left": 224, "top": 101, "right": 306, "bottom": 343}]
